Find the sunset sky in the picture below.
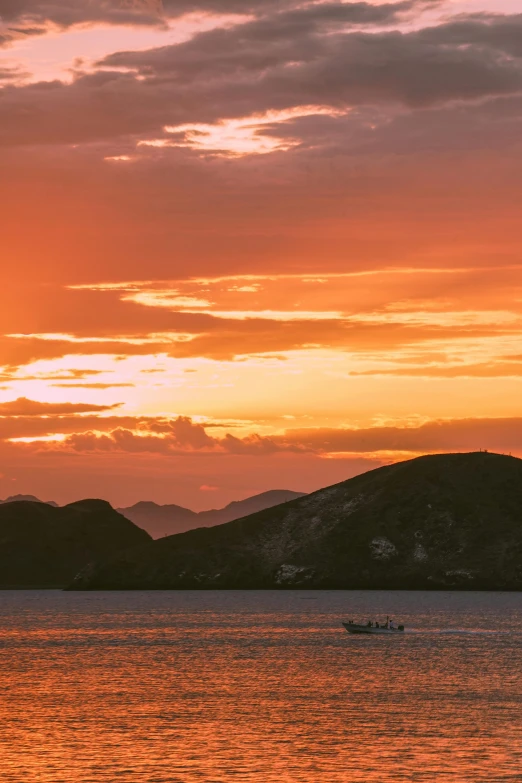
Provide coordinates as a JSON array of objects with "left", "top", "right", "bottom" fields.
[{"left": 1, "top": 0, "right": 522, "bottom": 507}]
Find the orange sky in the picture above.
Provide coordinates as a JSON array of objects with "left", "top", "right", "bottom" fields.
[{"left": 1, "top": 0, "right": 522, "bottom": 507}]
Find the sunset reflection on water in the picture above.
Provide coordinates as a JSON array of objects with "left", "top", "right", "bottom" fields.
[{"left": 0, "top": 590, "right": 521, "bottom": 782}]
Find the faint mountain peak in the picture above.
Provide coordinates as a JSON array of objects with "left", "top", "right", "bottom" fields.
[
  {"left": 222, "top": 489, "right": 305, "bottom": 511},
  {"left": 118, "top": 489, "right": 305, "bottom": 538},
  {"left": 126, "top": 500, "right": 197, "bottom": 514},
  {"left": 1, "top": 494, "right": 58, "bottom": 507}
]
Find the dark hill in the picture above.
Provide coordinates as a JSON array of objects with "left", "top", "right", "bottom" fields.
[
  {"left": 70, "top": 453, "right": 522, "bottom": 591},
  {"left": 0, "top": 500, "right": 151, "bottom": 588},
  {"left": 118, "top": 490, "right": 305, "bottom": 538}
]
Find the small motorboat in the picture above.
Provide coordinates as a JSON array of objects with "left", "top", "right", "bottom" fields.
[{"left": 342, "top": 616, "right": 405, "bottom": 635}]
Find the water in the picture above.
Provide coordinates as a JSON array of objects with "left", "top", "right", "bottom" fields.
[{"left": 0, "top": 590, "right": 521, "bottom": 782}]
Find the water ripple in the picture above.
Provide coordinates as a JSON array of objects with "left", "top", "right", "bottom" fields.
[{"left": 0, "top": 589, "right": 521, "bottom": 782}]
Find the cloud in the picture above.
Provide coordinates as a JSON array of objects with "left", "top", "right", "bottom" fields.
[
  {"left": 98, "top": 11, "right": 522, "bottom": 107},
  {"left": 0, "top": 0, "right": 428, "bottom": 32},
  {"left": 7, "top": 412, "right": 522, "bottom": 461},
  {"left": 0, "top": 0, "right": 425, "bottom": 48},
  {"left": 0, "top": 396, "right": 121, "bottom": 415},
  {"left": 0, "top": 63, "right": 29, "bottom": 81},
  {"left": 145, "top": 415, "right": 215, "bottom": 447},
  {"left": 0, "top": 334, "right": 178, "bottom": 370},
  {"left": 50, "top": 382, "right": 135, "bottom": 388},
  {"left": 350, "top": 360, "right": 522, "bottom": 378},
  {"left": 281, "top": 418, "right": 522, "bottom": 454},
  {"left": 417, "top": 13, "right": 522, "bottom": 58},
  {"left": 59, "top": 417, "right": 293, "bottom": 455},
  {"left": 0, "top": 0, "right": 164, "bottom": 43},
  {"left": 222, "top": 432, "right": 284, "bottom": 454},
  {"left": 1, "top": 97, "right": 521, "bottom": 299},
  {"left": 2, "top": 10, "right": 522, "bottom": 148},
  {"left": 0, "top": 413, "right": 167, "bottom": 440},
  {"left": 0, "top": 410, "right": 299, "bottom": 456},
  {"left": 2, "top": 267, "right": 522, "bottom": 377}
]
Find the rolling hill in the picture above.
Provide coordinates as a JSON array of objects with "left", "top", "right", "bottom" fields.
[
  {"left": 0, "top": 499, "right": 151, "bottom": 588},
  {"left": 70, "top": 452, "right": 522, "bottom": 591}
]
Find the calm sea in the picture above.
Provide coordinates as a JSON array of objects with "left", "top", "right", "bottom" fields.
[{"left": 0, "top": 590, "right": 521, "bottom": 782}]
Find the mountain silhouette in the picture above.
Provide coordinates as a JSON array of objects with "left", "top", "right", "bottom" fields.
[
  {"left": 0, "top": 499, "right": 151, "bottom": 588},
  {"left": 117, "top": 489, "right": 306, "bottom": 538},
  {"left": 71, "top": 452, "right": 522, "bottom": 591},
  {"left": 0, "top": 494, "right": 58, "bottom": 506}
]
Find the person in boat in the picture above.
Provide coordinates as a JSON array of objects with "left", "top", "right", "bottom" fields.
[
  {"left": 367, "top": 620, "right": 372, "bottom": 627},
  {"left": 389, "top": 619, "right": 395, "bottom": 629}
]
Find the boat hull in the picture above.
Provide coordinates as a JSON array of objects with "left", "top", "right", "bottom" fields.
[{"left": 342, "top": 623, "right": 404, "bottom": 635}]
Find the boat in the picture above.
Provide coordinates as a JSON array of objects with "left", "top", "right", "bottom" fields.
[{"left": 342, "top": 616, "right": 405, "bottom": 635}]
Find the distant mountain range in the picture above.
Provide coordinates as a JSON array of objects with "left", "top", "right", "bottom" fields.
[
  {"left": 0, "top": 490, "right": 306, "bottom": 538},
  {"left": 70, "top": 452, "right": 522, "bottom": 591},
  {"left": 117, "top": 490, "right": 306, "bottom": 538},
  {"left": 0, "top": 500, "right": 151, "bottom": 588}
]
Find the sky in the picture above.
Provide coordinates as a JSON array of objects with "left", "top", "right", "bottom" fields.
[{"left": 1, "top": 0, "right": 522, "bottom": 508}]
